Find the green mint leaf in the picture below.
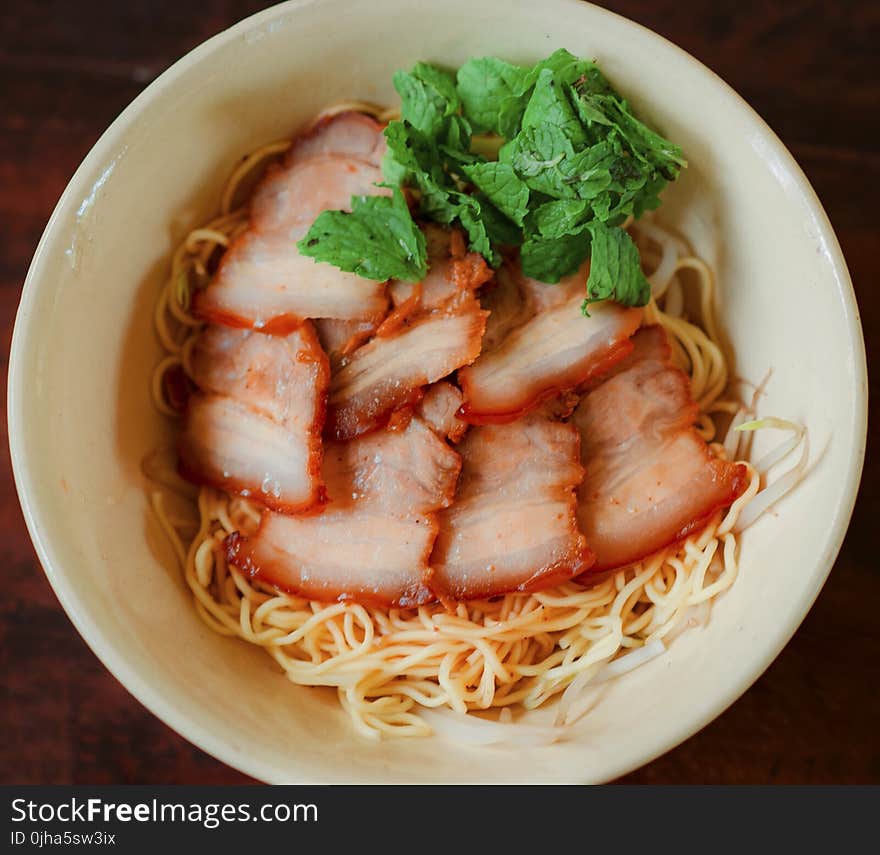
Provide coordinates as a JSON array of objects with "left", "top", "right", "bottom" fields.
[
  {"left": 475, "top": 193, "right": 523, "bottom": 248},
  {"left": 383, "top": 106, "right": 510, "bottom": 266},
  {"left": 429, "top": 191, "right": 514, "bottom": 266},
  {"left": 456, "top": 50, "right": 599, "bottom": 139},
  {"left": 383, "top": 120, "right": 431, "bottom": 179},
  {"left": 521, "top": 67, "right": 587, "bottom": 147},
  {"left": 455, "top": 196, "right": 498, "bottom": 265},
  {"left": 393, "top": 62, "right": 460, "bottom": 136},
  {"left": 419, "top": 185, "right": 462, "bottom": 225},
  {"left": 381, "top": 143, "right": 408, "bottom": 186},
  {"left": 507, "top": 126, "right": 619, "bottom": 202},
  {"left": 456, "top": 56, "right": 532, "bottom": 137},
  {"left": 507, "top": 124, "right": 577, "bottom": 196},
  {"left": 496, "top": 136, "right": 517, "bottom": 164},
  {"left": 583, "top": 221, "right": 650, "bottom": 310},
  {"left": 630, "top": 172, "right": 666, "bottom": 218},
  {"left": 385, "top": 133, "right": 463, "bottom": 226},
  {"left": 570, "top": 81, "right": 685, "bottom": 180},
  {"left": 532, "top": 48, "right": 599, "bottom": 87},
  {"left": 461, "top": 161, "right": 530, "bottom": 225},
  {"left": 568, "top": 142, "right": 621, "bottom": 199},
  {"left": 531, "top": 199, "right": 592, "bottom": 238},
  {"left": 439, "top": 113, "right": 474, "bottom": 157},
  {"left": 520, "top": 229, "right": 591, "bottom": 283},
  {"left": 383, "top": 120, "right": 453, "bottom": 206},
  {"left": 297, "top": 187, "right": 427, "bottom": 283}
]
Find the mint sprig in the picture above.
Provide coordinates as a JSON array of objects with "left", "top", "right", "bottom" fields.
[{"left": 298, "top": 49, "right": 685, "bottom": 303}]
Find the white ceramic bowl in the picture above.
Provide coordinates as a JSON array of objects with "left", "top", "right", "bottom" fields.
[{"left": 9, "top": 0, "right": 867, "bottom": 783}]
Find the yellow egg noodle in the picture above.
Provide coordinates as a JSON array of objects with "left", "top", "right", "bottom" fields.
[{"left": 145, "top": 103, "right": 776, "bottom": 741}]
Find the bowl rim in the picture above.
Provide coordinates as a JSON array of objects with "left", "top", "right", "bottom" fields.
[{"left": 8, "top": 0, "right": 868, "bottom": 784}]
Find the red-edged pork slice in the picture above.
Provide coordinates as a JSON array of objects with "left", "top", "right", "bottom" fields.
[
  {"left": 479, "top": 264, "right": 533, "bottom": 351},
  {"left": 179, "top": 322, "right": 328, "bottom": 513},
  {"left": 189, "top": 323, "right": 326, "bottom": 426},
  {"left": 314, "top": 317, "right": 378, "bottom": 365},
  {"left": 578, "top": 318, "right": 672, "bottom": 392},
  {"left": 478, "top": 261, "right": 585, "bottom": 355},
  {"left": 193, "top": 112, "right": 390, "bottom": 332},
  {"left": 322, "top": 417, "right": 459, "bottom": 513},
  {"left": 459, "top": 276, "right": 641, "bottom": 423},
  {"left": 389, "top": 225, "right": 493, "bottom": 313},
  {"left": 326, "top": 292, "right": 487, "bottom": 440},
  {"left": 227, "top": 514, "right": 435, "bottom": 607},
  {"left": 251, "top": 155, "right": 388, "bottom": 240},
  {"left": 192, "top": 231, "right": 388, "bottom": 332},
  {"left": 179, "top": 394, "right": 326, "bottom": 513},
  {"left": 286, "top": 111, "right": 387, "bottom": 168},
  {"left": 253, "top": 112, "right": 388, "bottom": 236},
  {"left": 226, "top": 417, "right": 460, "bottom": 607},
  {"left": 429, "top": 414, "right": 593, "bottom": 601},
  {"left": 417, "top": 382, "right": 467, "bottom": 442},
  {"left": 517, "top": 264, "right": 585, "bottom": 313},
  {"left": 573, "top": 325, "right": 749, "bottom": 571}
]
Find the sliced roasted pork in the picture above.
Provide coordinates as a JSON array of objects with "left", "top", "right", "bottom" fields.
[
  {"left": 179, "top": 323, "right": 328, "bottom": 513},
  {"left": 326, "top": 291, "right": 487, "bottom": 440},
  {"left": 429, "top": 414, "right": 593, "bottom": 601},
  {"left": 478, "top": 264, "right": 533, "bottom": 351},
  {"left": 179, "top": 394, "right": 326, "bottom": 512},
  {"left": 285, "top": 110, "right": 387, "bottom": 166},
  {"left": 314, "top": 317, "right": 379, "bottom": 366},
  {"left": 573, "top": 325, "right": 748, "bottom": 571},
  {"left": 226, "top": 417, "right": 460, "bottom": 607},
  {"left": 193, "top": 112, "right": 390, "bottom": 331},
  {"left": 459, "top": 262, "right": 642, "bottom": 423},
  {"left": 195, "top": 232, "right": 388, "bottom": 333},
  {"left": 389, "top": 225, "right": 492, "bottom": 315},
  {"left": 417, "top": 382, "right": 468, "bottom": 442},
  {"left": 250, "top": 155, "right": 387, "bottom": 240}
]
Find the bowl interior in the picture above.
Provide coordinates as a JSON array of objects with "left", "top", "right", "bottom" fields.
[{"left": 10, "top": 0, "right": 866, "bottom": 783}]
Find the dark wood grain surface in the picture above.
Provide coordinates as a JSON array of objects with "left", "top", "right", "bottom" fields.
[{"left": 1, "top": 0, "right": 877, "bottom": 785}]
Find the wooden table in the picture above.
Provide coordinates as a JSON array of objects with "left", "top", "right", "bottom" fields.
[{"left": 1, "top": 0, "right": 877, "bottom": 784}]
